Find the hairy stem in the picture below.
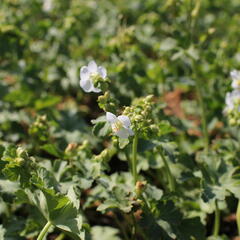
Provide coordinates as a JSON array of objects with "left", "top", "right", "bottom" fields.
[
  {"left": 132, "top": 134, "right": 138, "bottom": 184},
  {"left": 213, "top": 200, "right": 220, "bottom": 237},
  {"left": 37, "top": 221, "right": 52, "bottom": 240}
]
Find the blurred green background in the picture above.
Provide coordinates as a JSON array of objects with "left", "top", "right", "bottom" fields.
[{"left": 1, "top": 0, "right": 240, "bottom": 148}]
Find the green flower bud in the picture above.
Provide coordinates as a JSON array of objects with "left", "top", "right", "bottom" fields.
[
  {"left": 134, "top": 115, "right": 142, "bottom": 121},
  {"left": 229, "top": 118, "right": 236, "bottom": 126},
  {"left": 15, "top": 157, "right": 24, "bottom": 165}
]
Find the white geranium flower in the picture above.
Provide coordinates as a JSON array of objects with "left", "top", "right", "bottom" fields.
[
  {"left": 230, "top": 70, "right": 240, "bottom": 89},
  {"left": 42, "top": 0, "right": 53, "bottom": 12},
  {"left": 225, "top": 90, "right": 240, "bottom": 112},
  {"left": 80, "top": 60, "right": 107, "bottom": 93},
  {"left": 106, "top": 112, "right": 134, "bottom": 139}
]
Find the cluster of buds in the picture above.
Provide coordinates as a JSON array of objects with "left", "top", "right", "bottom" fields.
[
  {"left": 225, "top": 70, "right": 240, "bottom": 126},
  {"left": 15, "top": 147, "right": 30, "bottom": 165},
  {"left": 64, "top": 140, "right": 92, "bottom": 160},
  {"left": 28, "top": 115, "right": 50, "bottom": 142},
  {"left": 3, "top": 146, "right": 34, "bottom": 167},
  {"left": 97, "top": 91, "right": 118, "bottom": 113},
  {"left": 122, "top": 95, "right": 158, "bottom": 138},
  {"left": 94, "top": 143, "right": 117, "bottom": 163}
]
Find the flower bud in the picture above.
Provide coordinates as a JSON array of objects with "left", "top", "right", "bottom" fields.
[
  {"left": 65, "top": 143, "right": 77, "bottom": 153},
  {"left": 146, "top": 95, "right": 154, "bottom": 102},
  {"left": 150, "top": 124, "right": 158, "bottom": 132},
  {"left": 134, "top": 115, "right": 142, "bottom": 121},
  {"left": 16, "top": 147, "right": 28, "bottom": 160},
  {"left": 15, "top": 157, "right": 24, "bottom": 165},
  {"left": 135, "top": 181, "right": 146, "bottom": 197},
  {"left": 229, "top": 118, "right": 236, "bottom": 125}
]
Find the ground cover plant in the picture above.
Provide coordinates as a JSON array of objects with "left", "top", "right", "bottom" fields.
[{"left": 1, "top": 0, "right": 240, "bottom": 239}]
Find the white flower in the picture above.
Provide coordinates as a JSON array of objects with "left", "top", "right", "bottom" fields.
[
  {"left": 230, "top": 70, "right": 240, "bottom": 89},
  {"left": 225, "top": 90, "right": 240, "bottom": 112},
  {"left": 42, "top": 0, "right": 53, "bottom": 12},
  {"left": 106, "top": 112, "right": 134, "bottom": 139},
  {"left": 80, "top": 60, "right": 107, "bottom": 93}
]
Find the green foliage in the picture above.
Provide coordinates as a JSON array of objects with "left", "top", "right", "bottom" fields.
[
  {"left": 17, "top": 188, "right": 86, "bottom": 239},
  {"left": 1, "top": 0, "right": 240, "bottom": 239}
]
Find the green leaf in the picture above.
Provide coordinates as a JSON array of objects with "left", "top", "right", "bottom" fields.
[
  {"left": 41, "top": 143, "right": 62, "bottom": 158},
  {"left": 0, "top": 225, "right": 6, "bottom": 239},
  {"left": 1, "top": 146, "right": 33, "bottom": 187},
  {"left": 34, "top": 95, "right": 61, "bottom": 110},
  {"left": 4, "top": 87, "right": 34, "bottom": 107},
  {"left": 144, "top": 184, "right": 163, "bottom": 201},
  {"left": 16, "top": 189, "right": 85, "bottom": 239},
  {"left": 198, "top": 151, "right": 239, "bottom": 203},
  {"left": 91, "top": 226, "right": 121, "bottom": 240},
  {"left": 118, "top": 138, "right": 129, "bottom": 149}
]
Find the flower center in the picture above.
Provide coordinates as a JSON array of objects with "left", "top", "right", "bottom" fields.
[
  {"left": 112, "top": 121, "right": 123, "bottom": 133},
  {"left": 90, "top": 72, "right": 98, "bottom": 77}
]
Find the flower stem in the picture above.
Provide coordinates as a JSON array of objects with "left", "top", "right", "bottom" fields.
[
  {"left": 55, "top": 233, "right": 65, "bottom": 240},
  {"left": 132, "top": 134, "right": 138, "bottom": 184},
  {"left": 159, "top": 148, "right": 175, "bottom": 192},
  {"left": 213, "top": 200, "right": 220, "bottom": 237},
  {"left": 131, "top": 213, "right": 137, "bottom": 240},
  {"left": 236, "top": 199, "right": 240, "bottom": 236},
  {"left": 37, "top": 221, "right": 52, "bottom": 240},
  {"left": 195, "top": 75, "right": 209, "bottom": 151},
  {"left": 114, "top": 213, "right": 130, "bottom": 240}
]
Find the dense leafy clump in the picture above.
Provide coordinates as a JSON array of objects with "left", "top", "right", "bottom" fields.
[{"left": 1, "top": 0, "right": 240, "bottom": 239}]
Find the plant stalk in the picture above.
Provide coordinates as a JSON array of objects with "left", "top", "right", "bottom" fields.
[
  {"left": 159, "top": 148, "right": 175, "bottom": 192},
  {"left": 55, "top": 233, "right": 65, "bottom": 240},
  {"left": 131, "top": 213, "right": 137, "bottom": 240},
  {"left": 195, "top": 76, "right": 209, "bottom": 151},
  {"left": 132, "top": 134, "right": 138, "bottom": 184},
  {"left": 213, "top": 200, "right": 220, "bottom": 237},
  {"left": 37, "top": 221, "right": 52, "bottom": 240},
  {"left": 236, "top": 199, "right": 240, "bottom": 236},
  {"left": 114, "top": 213, "right": 130, "bottom": 240}
]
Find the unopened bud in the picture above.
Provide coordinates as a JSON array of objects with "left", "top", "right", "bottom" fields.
[
  {"left": 17, "top": 147, "right": 28, "bottom": 159},
  {"left": 135, "top": 181, "right": 146, "bottom": 197},
  {"left": 150, "top": 124, "right": 158, "bottom": 132},
  {"left": 15, "top": 157, "right": 24, "bottom": 165},
  {"left": 229, "top": 118, "right": 236, "bottom": 125},
  {"left": 134, "top": 115, "right": 142, "bottom": 121},
  {"left": 146, "top": 95, "right": 154, "bottom": 102},
  {"left": 65, "top": 143, "right": 77, "bottom": 152}
]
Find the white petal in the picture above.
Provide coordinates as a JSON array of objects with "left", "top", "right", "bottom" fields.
[
  {"left": 232, "top": 81, "right": 237, "bottom": 89},
  {"left": 91, "top": 86, "right": 101, "bottom": 93},
  {"left": 127, "top": 128, "right": 134, "bottom": 136},
  {"left": 225, "top": 92, "right": 232, "bottom": 106},
  {"left": 80, "top": 78, "right": 93, "bottom": 92},
  {"left": 80, "top": 66, "right": 90, "bottom": 80},
  {"left": 117, "top": 115, "right": 131, "bottom": 128},
  {"left": 98, "top": 66, "right": 107, "bottom": 79},
  {"left": 106, "top": 112, "right": 117, "bottom": 124},
  {"left": 115, "top": 128, "right": 130, "bottom": 139},
  {"left": 88, "top": 61, "right": 98, "bottom": 73},
  {"left": 230, "top": 70, "right": 239, "bottom": 80}
]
